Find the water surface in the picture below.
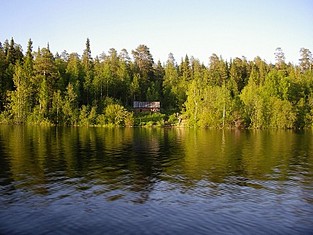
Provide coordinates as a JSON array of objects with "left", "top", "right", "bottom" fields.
[{"left": 0, "top": 126, "right": 312, "bottom": 234}]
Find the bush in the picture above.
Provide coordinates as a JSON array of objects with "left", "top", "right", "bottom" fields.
[
  {"left": 134, "top": 112, "right": 165, "bottom": 126},
  {"left": 0, "top": 111, "right": 12, "bottom": 124},
  {"left": 103, "top": 104, "right": 133, "bottom": 126},
  {"left": 168, "top": 113, "right": 180, "bottom": 125}
]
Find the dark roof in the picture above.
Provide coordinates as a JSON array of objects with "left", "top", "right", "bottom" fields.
[{"left": 133, "top": 101, "right": 160, "bottom": 108}]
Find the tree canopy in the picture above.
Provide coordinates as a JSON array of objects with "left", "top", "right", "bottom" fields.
[{"left": 0, "top": 38, "right": 312, "bottom": 128}]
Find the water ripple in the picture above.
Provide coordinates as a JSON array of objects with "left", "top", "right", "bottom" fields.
[{"left": 1, "top": 128, "right": 313, "bottom": 234}]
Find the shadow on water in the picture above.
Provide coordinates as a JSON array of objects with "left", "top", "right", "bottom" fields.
[{"left": 0, "top": 126, "right": 313, "bottom": 234}]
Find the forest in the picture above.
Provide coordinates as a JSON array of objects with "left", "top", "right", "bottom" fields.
[{"left": 0, "top": 38, "right": 312, "bottom": 128}]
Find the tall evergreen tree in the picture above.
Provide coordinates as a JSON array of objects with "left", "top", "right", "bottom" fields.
[
  {"left": 132, "top": 45, "right": 154, "bottom": 100},
  {"left": 274, "top": 47, "right": 286, "bottom": 69},
  {"left": 230, "top": 57, "right": 249, "bottom": 92},
  {"left": 33, "top": 47, "right": 59, "bottom": 93},
  {"left": 0, "top": 42, "right": 8, "bottom": 110},
  {"left": 208, "top": 54, "right": 228, "bottom": 86},
  {"left": 24, "top": 39, "right": 34, "bottom": 73},
  {"left": 6, "top": 38, "right": 23, "bottom": 65},
  {"left": 66, "top": 52, "right": 83, "bottom": 99},
  {"left": 117, "top": 49, "right": 132, "bottom": 104},
  {"left": 163, "top": 53, "right": 180, "bottom": 109},
  {"left": 31, "top": 47, "right": 59, "bottom": 118},
  {"left": 179, "top": 55, "right": 191, "bottom": 83},
  {"left": 299, "top": 48, "right": 312, "bottom": 72},
  {"left": 81, "top": 38, "right": 94, "bottom": 104},
  {"left": 132, "top": 44, "right": 154, "bottom": 80},
  {"left": 55, "top": 50, "right": 68, "bottom": 91}
]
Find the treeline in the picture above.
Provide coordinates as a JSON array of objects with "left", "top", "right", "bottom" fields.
[{"left": 0, "top": 38, "right": 312, "bottom": 128}]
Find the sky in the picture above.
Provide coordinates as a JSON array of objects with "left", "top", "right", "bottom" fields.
[{"left": 1, "top": 0, "right": 312, "bottom": 64}]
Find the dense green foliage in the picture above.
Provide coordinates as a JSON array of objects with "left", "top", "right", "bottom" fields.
[{"left": 0, "top": 38, "right": 312, "bottom": 128}]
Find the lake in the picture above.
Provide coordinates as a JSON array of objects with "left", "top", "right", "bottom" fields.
[{"left": 0, "top": 126, "right": 312, "bottom": 235}]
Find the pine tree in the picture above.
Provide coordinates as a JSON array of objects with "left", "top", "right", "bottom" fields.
[
  {"left": 131, "top": 45, "right": 154, "bottom": 100},
  {"left": 24, "top": 39, "right": 34, "bottom": 73},
  {"left": 0, "top": 42, "right": 8, "bottom": 110},
  {"left": 274, "top": 47, "right": 286, "bottom": 69},
  {"left": 299, "top": 48, "right": 312, "bottom": 72},
  {"left": 117, "top": 49, "right": 132, "bottom": 104},
  {"left": 132, "top": 44, "right": 154, "bottom": 80},
  {"left": 179, "top": 55, "right": 191, "bottom": 82},
  {"left": 82, "top": 38, "right": 94, "bottom": 104},
  {"left": 208, "top": 54, "right": 228, "bottom": 86},
  {"left": 163, "top": 53, "right": 180, "bottom": 110},
  {"left": 230, "top": 57, "right": 249, "bottom": 92},
  {"left": 66, "top": 52, "right": 83, "bottom": 101},
  {"left": 6, "top": 38, "right": 23, "bottom": 65},
  {"left": 55, "top": 50, "right": 68, "bottom": 91}
]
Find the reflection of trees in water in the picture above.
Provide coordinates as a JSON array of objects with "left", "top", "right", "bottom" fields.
[
  {"left": 0, "top": 126, "right": 50, "bottom": 194},
  {"left": 0, "top": 126, "right": 184, "bottom": 203},
  {"left": 122, "top": 128, "right": 168, "bottom": 203},
  {"left": 169, "top": 129, "right": 313, "bottom": 184},
  {"left": 1, "top": 126, "right": 312, "bottom": 202}
]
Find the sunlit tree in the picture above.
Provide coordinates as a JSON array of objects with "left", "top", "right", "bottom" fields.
[{"left": 299, "top": 48, "right": 312, "bottom": 72}]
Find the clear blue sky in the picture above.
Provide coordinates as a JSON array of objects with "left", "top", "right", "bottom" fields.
[{"left": 1, "top": 0, "right": 312, "bottom": 64}]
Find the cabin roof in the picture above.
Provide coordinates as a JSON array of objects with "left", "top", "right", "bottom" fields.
[{"left": 133, "top": 101, "right": 160, "bottom": 108}]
